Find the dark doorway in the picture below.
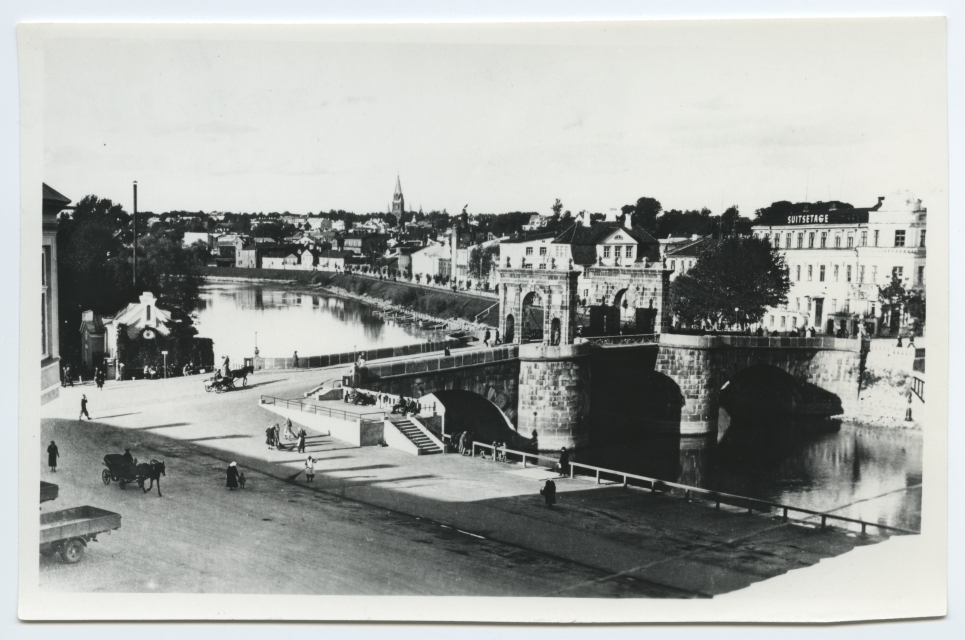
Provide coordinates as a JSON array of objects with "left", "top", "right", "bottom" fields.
[
  {"left": 813, "top": 298, "right": 824, "bottom": 331},
  {"left": 504, "top": 314, "right": 515, "bottom": 344}
]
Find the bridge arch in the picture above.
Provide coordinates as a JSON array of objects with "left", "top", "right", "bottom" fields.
[{"left": 521, "top": 290, "right": 544, "bottom": 343}]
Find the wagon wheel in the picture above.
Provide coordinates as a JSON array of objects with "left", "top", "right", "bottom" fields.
[
  {"left": 60, "top": 539, "right": 85, "bottom": 563},
  {"left": 215, "top": 385, "right": 224, "bottom": 394},
  {"left": 101, "top": 469, "right": 111, "bottom": 485},
  {"left": 242, "top": 376, "right": 248, "bottom": 387},
  {"left": 205, "top": 383, "right": 213, "bottom": 392}
]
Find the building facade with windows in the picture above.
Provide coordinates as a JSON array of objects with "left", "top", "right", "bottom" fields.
[
  {"left": 42, "top": 184, "right": 70, "bottom": 404},
  {"left": 751, "top": 190, "right": 926, "bottom": 336}
]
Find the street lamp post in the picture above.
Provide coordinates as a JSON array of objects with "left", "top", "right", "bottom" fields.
[{"left": 161, "top": 351, "right": 168, "bottom": 379}]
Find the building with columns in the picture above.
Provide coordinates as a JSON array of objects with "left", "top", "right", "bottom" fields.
[{"left": 751, "top": 190, "right": 927, "bottom": 336}]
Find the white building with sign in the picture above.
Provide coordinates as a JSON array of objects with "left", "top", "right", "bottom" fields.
[{"left": 751, "top": 190, "right": 926, "bottom": 336}]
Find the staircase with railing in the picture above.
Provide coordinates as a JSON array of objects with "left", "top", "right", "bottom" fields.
[{"left": 388, "top": 416, "right": 443, "bottom": 455}]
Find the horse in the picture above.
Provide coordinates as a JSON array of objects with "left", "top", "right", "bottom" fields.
[
  {"left": 134, "top": 460, "right": 166, "bottom": 497},
  {"left": 227, "top": 365, "right": 254, "bottom": 387}
]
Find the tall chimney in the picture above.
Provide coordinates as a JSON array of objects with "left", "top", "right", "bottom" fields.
[{"left": 133, "top": 181, "right": 138, "bottom": 286}]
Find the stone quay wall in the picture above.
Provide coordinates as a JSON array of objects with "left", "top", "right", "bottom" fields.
[{"left": 517, "top": 342, "right": 593, "bottom": 450}]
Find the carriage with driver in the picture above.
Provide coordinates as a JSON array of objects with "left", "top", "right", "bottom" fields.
[
  {"left": 102, "top": 454, "right": 167, "bottom": 497},
  {"left": 204, "top": 365, "right": 252, "bottom": 393}
]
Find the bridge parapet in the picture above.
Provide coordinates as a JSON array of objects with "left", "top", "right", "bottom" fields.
[{"left": 659, "top": 333, "right": 864, "bottom": 352}]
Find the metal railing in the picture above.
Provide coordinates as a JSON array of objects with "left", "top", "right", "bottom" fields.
[
  {"left": 261, "top": 395, "right": 380, "bottom": 422},
  {"left": 585, "top": 334, "right": 659, "bottom": 346},
  {"left": 474, "top": 301, "right": 499, "bottom": 323},
  {"left": 911, "top": 376, "right": 924, "bottom": 402},
  {"left": 468, "top": 442, "right": 917, "bottom": 536}
]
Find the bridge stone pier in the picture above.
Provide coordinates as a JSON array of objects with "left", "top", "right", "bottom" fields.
[{"left": 653, "top": 334, "right": 865, "bottom": 436}]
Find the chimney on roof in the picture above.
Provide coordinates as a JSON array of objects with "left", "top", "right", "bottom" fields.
[{"left": 875, "top": 196, "right": 885, "bottom": 209}]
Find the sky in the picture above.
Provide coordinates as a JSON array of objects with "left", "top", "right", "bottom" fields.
[{"left": 41, "top": 19, "right": 947, "bottom": 218}]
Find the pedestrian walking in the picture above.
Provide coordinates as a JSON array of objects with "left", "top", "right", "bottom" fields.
[
  {"left": 78, "top": 394, "right": 91, "bottom": 420},
  {"left": 558, "top": 447, "right": 570, "bottom": 476},
  {"left": 293, "top": 351, "right": 299, "bottom": 368},
  {"left": 540, "top": 479, "right": 557, "bottom": 507},
  {"left": 226, "top": 462, "right": 239, "bottom": 490},
  {"left": 266, "top": 425, "right": 275, "bottom": 450},
  {"left": 305, "top": 456, "right": 315, "bottom": 482},
  {"left": 284, "top": 418, "right": 296, "bottom": 440},
  {"left": 494, "top": 329, "right": 500, "bottom": 345},
  {"left": 484, "top": 329, "right": 491, "bottom": 347},
  {"left": 47, "top": 440, "right": 59, "bottom": 472},
  {"left": 238, "top": 471, "right": 247, "bottom": 489},
  {"left": 297, "top": 429, "right": 307, "bottom": 454},
  {"left": 273, "top": 424, "right": 282, "bottom": 450}
]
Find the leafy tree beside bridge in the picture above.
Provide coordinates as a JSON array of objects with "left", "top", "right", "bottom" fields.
[{"left": 669, "top": 236, "right": 790, "bottom": 330}]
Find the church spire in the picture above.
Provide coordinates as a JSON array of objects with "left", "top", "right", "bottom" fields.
[{"left": 391, "top": 175, "right": 405, "bottom": 215}]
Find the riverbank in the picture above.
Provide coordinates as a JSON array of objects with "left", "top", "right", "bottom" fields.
[{"left": 202, "top": 268, "right": 497, "bottom": 334}]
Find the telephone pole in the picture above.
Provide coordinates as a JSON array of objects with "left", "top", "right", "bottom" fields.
[{"left": 132, "top": 181, "right": 138, "bottom": 286}]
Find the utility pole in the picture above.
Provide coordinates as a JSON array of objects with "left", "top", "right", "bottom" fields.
[{"left": 132, "top": 181, "right": 138, "bottom": 286}]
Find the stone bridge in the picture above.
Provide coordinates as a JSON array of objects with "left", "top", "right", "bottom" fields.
[
  {"left": 358, "top": 345, "right": 521, "bottom": 424},
  {"left": 351, "top": 333, "right": 864, "bottom": 450}
]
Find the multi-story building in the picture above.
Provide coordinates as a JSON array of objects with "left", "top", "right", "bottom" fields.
[
  {"left": 42, "top": 184, "right": 70, "bottom": 404},
  {"left": 751, "top": 190, "right": 927, "bottom": 336}
]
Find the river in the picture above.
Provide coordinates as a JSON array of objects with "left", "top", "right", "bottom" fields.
[
  {"left": 196, "top": 280, "right": 922, "bottom": 531},
  {"left": 194, "top": 281, "right": 445, "bottom": 362}
]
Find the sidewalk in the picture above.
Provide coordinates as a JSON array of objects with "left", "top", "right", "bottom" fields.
[{"left": 42, "top": 368, "right": 887, "bottom": 597}]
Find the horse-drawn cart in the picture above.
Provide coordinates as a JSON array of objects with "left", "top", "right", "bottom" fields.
[
  {"left": 40, "top": 505, "right": 121, "bottom": 563},
  {"left": 102, "top": 454, "right": 141, "bottom": 488},
  {"left": 204, "top": 366, "right": 251, "bottom": 393}
]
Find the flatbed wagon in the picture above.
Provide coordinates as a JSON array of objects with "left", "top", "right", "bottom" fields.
[{"left": 40, "top": 505, "right": 121, "bottom": 563}]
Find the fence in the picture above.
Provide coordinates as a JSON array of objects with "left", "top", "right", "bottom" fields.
[
  {"left": 911, "top": 376, "right": 924, "bottom": 402},
  {"left": 260, "top": 395, "right": 380, "bottom": 422},
  {"left": 585, "top": 334, "right": 659, "bottom": 346},
  {"left": 469, "top": 442, "right": 918, "bottom": 536}
]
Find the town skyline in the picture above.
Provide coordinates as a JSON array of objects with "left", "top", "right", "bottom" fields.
[{"left": 41, "top": 20, "right": 945, "bottom": 219}]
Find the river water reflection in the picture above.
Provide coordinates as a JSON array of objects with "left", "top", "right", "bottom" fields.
[
  {"left": 581, "top": 419, "right": 922, "bottom": 531},
  {"left": 194, "top": 281, "right": 444, "bottom": 362}
]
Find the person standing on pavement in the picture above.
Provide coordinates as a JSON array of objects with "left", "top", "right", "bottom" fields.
[
  {"left": 297, "top": 429, "right": 307, "bottom": 454},
  {"left": 226, "top": 462, "right": 239, "bottom": 490},
  {"left": 47, "top": 441, "right": 59, "bottom": 472},
  {"left": 305, "top": 456, "right": 315, "bottom": 482},
  {"left": 284, "top": 418, "right": 296, "bottom": 441},
  {"left": 266, "top": 424, "right": 275, "bottom": 450},
  {"left": 78, "top": 394, "right": 91, "bottom": 421},
  {"left": 558, "top": 447, "right": 570, "bottom": 476},
  {"left": 540, "top": 479, "right": 557, "bottom": 507},
  {"left": 293, "top": 351, "right": 299, "bottom": 368},
  {"left": 273, "top": 423, "right": 282, "bottom": 450}
]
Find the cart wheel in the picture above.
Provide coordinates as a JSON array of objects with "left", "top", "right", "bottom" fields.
[
  {"left": 60, "top": 539, "right": 85, "bottom": 564},
  {"left": 102, "top": 469, "right": 111, "bottom": 485},
  {"left": 205, "top": 384, "right": 212, "bottom": 392},
  {"left": 215, "top": 386, "right": 224, "bottom": 394},
  {"left": 242, "top": 377, "right": 248, "bottom": 387}
]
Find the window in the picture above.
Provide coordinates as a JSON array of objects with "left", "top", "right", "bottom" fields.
[
  {"left": 835, "top": 235, "right": 841, "bottom": 248},
  {"left": 847, "top": 234, "right": 854, "bottom": 248},
  {"left": 831, "top": 299, "right": 837, "bottom": 312},
  {"left": 834, "top": 265, "right": 839, "bottom": 281},
  {"left": 772, "top": 233, "right": 779, "bottom": 245},
  {"left": 920, "top": 230, "right": 926, "bottom": 247},
  {"left": 614, "top": 246, "right": 621, "bottom": 258},
  {"left": 871, "top": 302, "right": 876, "bottom": 316},
  {"left": 626, "top": 246, "right": 633, "bottom": 259},
  {"left": 819, "top": 265, "right": 825, "bottom": 281},
  {"left": 893, "top": 266, "right": 903, "bottom": 281},
  {"left": 769, "top": 315, "right": 774, "bottom": 328},
  {"left": 859, "top": 265, "right": 865, "bottom": 283},
  {"left": 525, "top": 247, "right": 533, "bottom": 256},
  {"left": 844, "top": 299, "right": 850, "bottom": 313},
  {"left": 861, "top": 231, "right": 868, "bottom": 246},
  {"left": 917, "top": 266, "right": 924, "bottom": 285},
  {"left": 780, "top": 316, "right": 786, "bottom": 328},
  {"left": 873, "top": 230, "right": 879, "bottom": 247},
  {"left": 894, "top": 230, "right": 905, "bottom": 247},
  {"left": 808, "top": 232, "right": 815, "bottom": 248},
  {"left": 795, "top": 265, "right": 801, "bottom": 281},
  {"left": 807, "top": 265, "right": 813, "bottom": 281},
  {"left": 846, "top": 265, "right": 852, "bottom": 282},
  {"left": 670, "top": 260, "right": 675, "bottom": 271},
  {"left": 146, "top": 305, "right": 151, "bottom": 321},
  {"left": 796, "top": 297, "right": 801, "bottom": 311},
  {"left": 797, "top": 233, "right": 804, "bottom": 249},
  {"left": 820, "top": 232, "right": 827, "bottom": 248},
  {"left": 539, "top": 246, "right": 547, "bottom": 256},
  {"left": 603, "top": 246, "right": 611, "bottom": 258},
  {"left": 785, "top": 233, "right": 792, "bottom": 248},
  {"left": 872, "top": 265, "right": 878, "bottom": 283},
  {"left": 792, "top": 317, "right": 799, "bottom": 329}
]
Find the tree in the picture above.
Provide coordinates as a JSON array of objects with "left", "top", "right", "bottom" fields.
[
  {"left": 878, "top": 273, "right": 924, "bottom": 333},
  {"left": 384, "top": 212, "right": 398, "bottom": 228},
  {"left": 551, "top": 199, "right": 563, "bottom": 217},
  {"left": 623, "top": 197, "right": 662, "bottom": 234},
  {"left": 468, "top": 244, "right": 499, "bottom": 280},
  {"left": 670, "top": 236, "right": 790, "bottom": 329}
]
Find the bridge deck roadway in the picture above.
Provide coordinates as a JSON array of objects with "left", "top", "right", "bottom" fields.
[{"left": 39, "top": 359, "right": 888, "bottom": 599}]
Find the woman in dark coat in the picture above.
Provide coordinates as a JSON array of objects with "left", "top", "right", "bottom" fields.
[
  {"left": 540, "top": 479, "right": 557, "bottom": 507},
  {"left": 558, "top": 447, "right": 570, "bottom": 476},
  {"left": 226, "top": 462, "right": 239, "bottom": 490},
  {"left": 47, "top": 441, "right": 59, "bottom": 472}
]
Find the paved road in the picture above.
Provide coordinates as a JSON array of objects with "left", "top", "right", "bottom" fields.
[{"left": 38, "top": 363, "right": 887, "bottom": 597}]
